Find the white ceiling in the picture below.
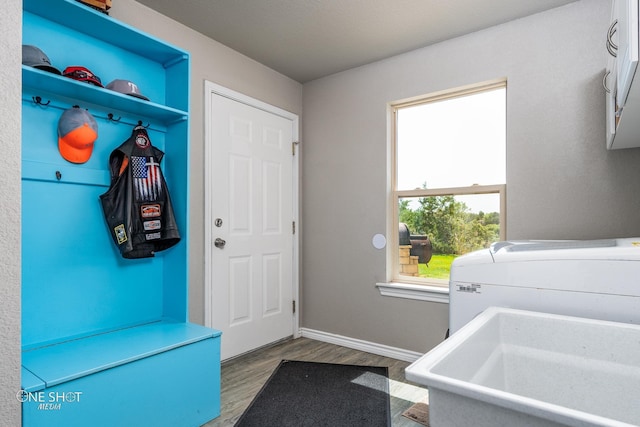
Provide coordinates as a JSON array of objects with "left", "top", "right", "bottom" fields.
[{"left": 135, "top": 0, "right": 579, "bottom": 83}]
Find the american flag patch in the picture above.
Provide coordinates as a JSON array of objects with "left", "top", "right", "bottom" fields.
[{"left": 131, "top": 156, "right": 163, "bottom": 201}]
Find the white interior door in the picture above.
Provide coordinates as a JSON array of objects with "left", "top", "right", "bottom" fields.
[{"left": 204, "top": 83, "right": 298, "bottom": 360}]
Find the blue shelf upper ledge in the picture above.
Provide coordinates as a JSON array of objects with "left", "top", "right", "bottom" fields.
[{"left": 23, "top": 0, "right": 189, "bottom": 68}]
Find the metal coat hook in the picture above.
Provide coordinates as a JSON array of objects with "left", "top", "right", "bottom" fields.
[
  {"left": 107, "top": 113, "right": 121, "bottom": 122},
  {"left": 55, "top": 171, "right": 62, "bottom": 181},
  {"left": 135, "top": 120, "right": 150, "bottom": 129},
  {"left": 32, "top": 96, "right": 50, "bottom": 106}
]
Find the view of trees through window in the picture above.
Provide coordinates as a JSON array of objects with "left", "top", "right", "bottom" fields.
[
  {"left": 394, "top": 81, "right": 506, "bottom": 283},
  {"left": 399, "top": 193, "right": 501, "bottom": 279}
]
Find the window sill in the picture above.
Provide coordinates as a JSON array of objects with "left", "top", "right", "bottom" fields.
[{"left": 376, "top": 281, "right": 449, "bottom": 304}]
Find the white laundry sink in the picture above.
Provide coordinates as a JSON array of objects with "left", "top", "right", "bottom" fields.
[{"left": 405, "top": 307, "right": 640, "bottom": 427}]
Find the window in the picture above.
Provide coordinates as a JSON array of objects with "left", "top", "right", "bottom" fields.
[{"left": 390, "top": 80, "right": 506, "bottom": 288}]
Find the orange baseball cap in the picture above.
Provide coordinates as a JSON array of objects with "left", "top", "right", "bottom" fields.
[{"left": 57, "top": 107, "right": 98, "bottom": 164}]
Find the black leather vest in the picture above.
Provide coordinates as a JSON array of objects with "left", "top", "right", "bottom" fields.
[{"left": 100, "top": 127, "right": 180, "bottom": 258}]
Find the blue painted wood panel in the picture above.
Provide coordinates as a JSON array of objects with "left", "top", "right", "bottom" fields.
[
  {"left": 21, "top": 2, "right": 219, "bottom": 425},
  {"left": 21, "top": 177, "right": 165, "bottom": 347},
  {"left": 22, "top": 336, "right": 221, "bottom": 427},
  {"left": 22, "top": 321, "right": 220, "bottom": 388}
]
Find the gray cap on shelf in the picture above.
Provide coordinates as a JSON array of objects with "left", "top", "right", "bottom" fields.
[
  {"left": 22, "top": 45, "right": 61, "bottom": 75},
  {"left": 106, "top": 79, "right": 149, "bottom": 101}
]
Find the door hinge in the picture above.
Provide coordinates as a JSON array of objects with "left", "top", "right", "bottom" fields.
[
  {"left": 292, "top": 221, "right": 296, "bottom": 234},
  {"left": 292, "top": 141, "right": 299, "bottom": 156},
  {"left": 292, "top": 300, "right": 296, "bottom": 314}
]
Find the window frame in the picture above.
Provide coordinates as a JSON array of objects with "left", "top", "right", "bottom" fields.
[{"left": 386, "top": 79, "right": 507, "bottom": 292}]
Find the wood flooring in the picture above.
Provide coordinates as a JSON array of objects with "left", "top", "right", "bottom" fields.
[{"left": 202, "top": 337, "right": 429, "bottom": 426}]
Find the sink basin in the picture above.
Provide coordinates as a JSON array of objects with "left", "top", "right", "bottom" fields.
[{"left": 405, "top": 307, "right": 640, "bottom": 427}]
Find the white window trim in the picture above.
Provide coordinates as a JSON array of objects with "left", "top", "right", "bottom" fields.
[
  {"left": 376, "top": 281, "right": 450, "bottom": 304},
  {"left": 381, "top": 79, "right": 507, "bottom": 302},
  {"left": 377, "top": 184, "right": 504, "bottom": 303}
]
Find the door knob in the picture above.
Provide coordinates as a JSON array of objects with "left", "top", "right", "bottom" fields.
[{"left": 214, "top": 238, "right": 226, "bottom": 249}]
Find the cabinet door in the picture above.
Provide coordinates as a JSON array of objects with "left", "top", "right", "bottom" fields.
[
  {"left": 616, "top": 0, "right": 639, "bottom": 107},
  {"left": 606, "top": 56, "right": 618, "bottom": 149}
]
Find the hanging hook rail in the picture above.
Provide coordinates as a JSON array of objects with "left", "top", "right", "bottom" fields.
[{"left": 25, "top": 96, "right": 162, "bottom": 132}]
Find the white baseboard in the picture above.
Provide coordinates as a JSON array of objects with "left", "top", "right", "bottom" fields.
[{"left": 299, "top": 328, "right": 423, "bottom": 363}]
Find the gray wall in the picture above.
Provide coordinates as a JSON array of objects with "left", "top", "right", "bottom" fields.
[
  {"left": 0, "top": 0, "right": 22, "bottom": 425},
  {"left": 301, "top": 0, "right": 640, "bottom": 353},
  {"left": 110, "top": 0, "right": 303, "bottom": 326}
]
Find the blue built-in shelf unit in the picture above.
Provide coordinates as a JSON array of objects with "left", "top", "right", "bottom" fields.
[{"left": 20, "top": 1, "right": 221, "bottom": 426}]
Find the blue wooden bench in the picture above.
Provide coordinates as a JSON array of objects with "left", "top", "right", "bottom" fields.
[{"left": 21, "top": 321, "right": 221, "bottom": 427}]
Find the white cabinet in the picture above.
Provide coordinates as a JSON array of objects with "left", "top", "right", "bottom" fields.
[
  {"left": 606, "top": 0, "right": 640, "bottom": 149},
  {"left": 616, "top": 0, "right": 638, "bottom": 107},
  {"left": 605, "top": 56, "right": 617, "bottom": 148}
]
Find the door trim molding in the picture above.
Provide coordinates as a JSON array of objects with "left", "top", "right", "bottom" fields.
[{"left": 203, "top": 81, "right": 301, "bottom": 341}]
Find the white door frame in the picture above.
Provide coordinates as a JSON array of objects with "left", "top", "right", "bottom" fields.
[{"left": 203, "top": 80, "right": 300, "bottom": 341}]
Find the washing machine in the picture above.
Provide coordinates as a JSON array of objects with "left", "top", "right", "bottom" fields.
[{"left": 448, "top": 237, "right": 640, "bottom": 335}]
